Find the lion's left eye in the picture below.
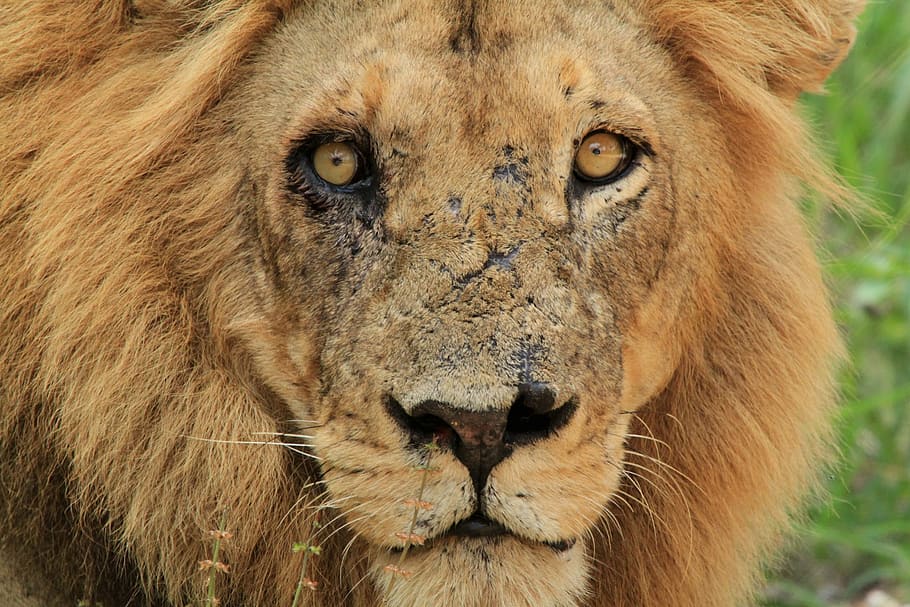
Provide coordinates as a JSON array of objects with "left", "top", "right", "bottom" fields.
[
  {"left": 573, "top": 131, "right": 635, "bottom": 184},
  {"left": 312, "top": 141, "right": 364, "bottom": 186}
]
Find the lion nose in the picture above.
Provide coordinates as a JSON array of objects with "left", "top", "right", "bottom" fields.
[{"left": 385, "top": 383, "right": 577, "bottom": 493}]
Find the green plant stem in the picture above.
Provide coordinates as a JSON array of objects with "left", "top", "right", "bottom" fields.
[
  {"left": 206, "top": 513, "right": 227, "bottom": 607},
  {"left": 384, "top": 455, "right": 432, "bottom": 600},
  {"left": 291, "top": 546, "right": 314, "bottom": 607}
]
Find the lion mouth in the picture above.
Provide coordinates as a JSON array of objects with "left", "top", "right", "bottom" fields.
[
  {"left": 415, "top": 512, "right": 577, "bottom": 553},
  {"left": 451, "top": 513, "right": 509, "bottom": 538},
  {"left": 387, "top": 511, "right": 577, "bottom": 553}
]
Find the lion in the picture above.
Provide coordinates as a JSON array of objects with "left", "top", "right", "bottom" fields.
[{"left": 0, "top": 1, "right": 863, "bottom": 606}]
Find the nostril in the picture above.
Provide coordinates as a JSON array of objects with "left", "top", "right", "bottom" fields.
[
  {"left": 505, "top": 385, "right": 576, "bottom": 446},
  {"left": 384, "top": 396, "right": 458, "bottom": 449},
  {"left": 411, "top": 413, "right": 458, "bottom": 447},
  {"left": 515, "top": 382, "right": 557, "bottom": 414}
]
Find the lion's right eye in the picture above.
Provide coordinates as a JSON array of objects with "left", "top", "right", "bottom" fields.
[
  {"left": 573, "top": 131, "right": 635, "bottom": 184},
  {"left": 312, "top": 141, "right": 362, "bottom": 186}
]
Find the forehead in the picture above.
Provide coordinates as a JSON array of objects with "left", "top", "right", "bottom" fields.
[{"left": 257, "top": 0, "right": 669, "bottom": 147}]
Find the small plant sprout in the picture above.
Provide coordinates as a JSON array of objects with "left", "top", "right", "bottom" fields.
[
  {"left": 290, "top": 517, "right": 323, "bottom": 607},
  {"left": 383, "top": 439, "right": 439, "bottom": 598},
  {"left": 199, "top": 513, "right": 232, "bottom": 607}
]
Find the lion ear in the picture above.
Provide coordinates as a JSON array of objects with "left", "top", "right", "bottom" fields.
[{"left": 637, "top": 0, "right": 864, "bottom": 99}]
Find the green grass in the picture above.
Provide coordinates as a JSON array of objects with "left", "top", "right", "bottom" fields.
[{"left": 764, "top": 2, "right": 910, "bottom": 605}]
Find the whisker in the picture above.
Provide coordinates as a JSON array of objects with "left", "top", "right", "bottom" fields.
[
  {"left": 317, "top": 495, "right": 360, "bottom": 510},
  {"left": 182, "top": 436, "right": 323, "bottom": 460},
  {"left": 319, "top": 511, "right": 380, "bottom": 547},
  {"left": 341, "top": 559, "right": 376, "bottom": 604},
  {"left": 623, "top": 432, "right": 670, "bottom": 449},
  {"left": 286, "top": 419, "right": 325, "bottom": 428},
  {"left": 624, "top": 448, "right": 703, "bottom": 495},
  {"left": 605, "top": 460, "right": 667, "bottom": 535},
  {"left": 338, "top": 532, "right": 362, "bottom": 574},
  {"left": 280, "top": 486, "right": 332, "bottom": 526},
  {"left": 252, "top": 431, "right": 316, "bottom": 440},
  {"left": 622, "top": 463, "right": 677, "bottom": 501},
  {"left": 601, "top": 508, "right": 623, "bottom": 543}
]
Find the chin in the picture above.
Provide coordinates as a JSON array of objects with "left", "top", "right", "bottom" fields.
[{"left": 370, "top": 535, "right": 591, "bottom": 607}]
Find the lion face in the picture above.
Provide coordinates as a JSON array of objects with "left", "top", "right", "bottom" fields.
[
  {"left": 229, "top": 2, "right": 694, "bottom": 603},
  {"left": 0, "top": 0, "right": 863, "bottom": 605}
]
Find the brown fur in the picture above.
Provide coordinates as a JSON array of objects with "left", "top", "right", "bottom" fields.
[{"left": 0, "top": 1, "right": 862, "bottom": 606}]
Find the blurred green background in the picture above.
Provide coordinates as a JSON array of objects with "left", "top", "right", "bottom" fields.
[{"left": 763, "top": 2, "right": 910, "bottom": 605}]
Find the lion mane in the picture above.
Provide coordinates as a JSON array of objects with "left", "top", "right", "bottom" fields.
[{"left": 1, "top": 2, "right": 862, "bottom": 606}]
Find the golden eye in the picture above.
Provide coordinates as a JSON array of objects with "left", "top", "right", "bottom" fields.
[
  {"left": 312, "top": 141, "right": 360, "bottom": 186},
  {"left": 574, "top": 131, "right": 631, "bottom": 183}
]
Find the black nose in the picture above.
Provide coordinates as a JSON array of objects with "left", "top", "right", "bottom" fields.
[{"left": 385, "top": 382, "right": 577, "bottom": 493}]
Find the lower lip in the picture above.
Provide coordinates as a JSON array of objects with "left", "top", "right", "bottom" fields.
[
  {"left": 545, "top": 538, "right": 576, "bottom": 552},
  {"left": 451, "top": 515, "right": 508, "bottom": 538},
  {"left": 449, "top": 516, "right": 576, "bottom": 552}
]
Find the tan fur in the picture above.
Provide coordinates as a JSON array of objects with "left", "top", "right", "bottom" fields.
[{"left": 0, "top": 1, "right": 862, "bottom": 605}]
